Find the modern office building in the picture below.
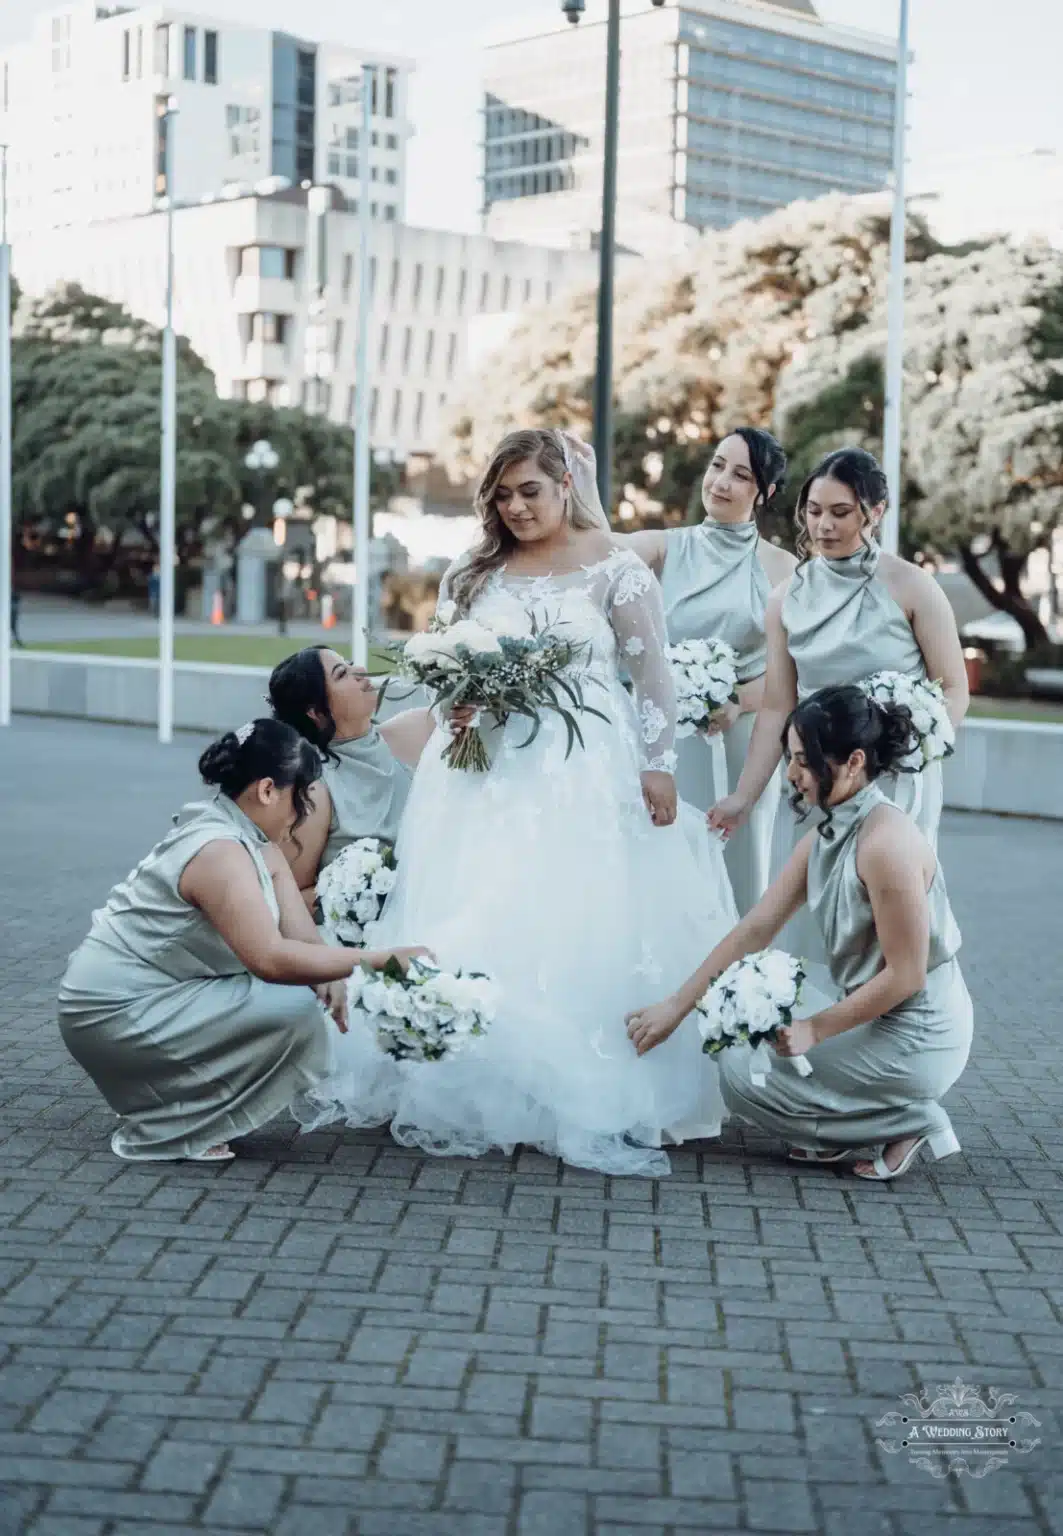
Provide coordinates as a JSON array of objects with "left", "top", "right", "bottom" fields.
[
  {"left": 483, "top": 0, "right": 897, "bottom": 248},
  {"left": 14, "top": 186, "right": 599, "bottom": 459},
  {"left": 0, "top": 2, "right": 413, "bottom": 242}
]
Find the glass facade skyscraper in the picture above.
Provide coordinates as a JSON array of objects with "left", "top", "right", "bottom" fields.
[{"left": 483, "top": 0, "right": 897, "bottom": 242}]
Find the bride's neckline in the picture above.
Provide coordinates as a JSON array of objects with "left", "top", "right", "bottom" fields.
[{"left": 500, "top": 547, "right": 625, "bottom": 583}]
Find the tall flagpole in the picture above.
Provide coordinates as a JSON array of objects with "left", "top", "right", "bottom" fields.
[
  {"left": 158, "top": 98, "right": 178, "bottom": 742},
  {"left": 881, "top": 0, "right": 910, "bottom": 556},
  {"left": 352, "top": 64, "right": 373, "bottom": 669},
  {"left": 0, "top": 143, "right": 12, "bottom": 729}
]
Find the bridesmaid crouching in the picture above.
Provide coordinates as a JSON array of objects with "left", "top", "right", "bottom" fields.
[
  {"left": 268, "top": 647, "right": 435, "bottom": 908},
  {"left": 626, "top": 685, "right": 973, "bottom": 1181},
  {"left": 59, "top": 720, "right": 427, "bottom": 1162}
]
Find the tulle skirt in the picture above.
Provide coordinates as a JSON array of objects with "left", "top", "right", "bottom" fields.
[{"left": 294, "top": 692, "right": 739, "bottom": 1177}]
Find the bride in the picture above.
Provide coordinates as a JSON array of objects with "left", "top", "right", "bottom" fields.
[{"left": 295, "top": 428, "right": 738, "bottom": 1176}]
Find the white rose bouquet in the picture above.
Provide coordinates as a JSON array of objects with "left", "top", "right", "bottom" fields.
[
  {"left": 858, "top": 671, "right": 955, "bottom": 770},
  {"left": 384, "top": 599, "right": 606, "bottom": 772},
  {"left": 666, "top": 638, "right": 740, "bottom": 737},
  {"left": 351, "top": 955, "right": 498, "bottom": 1063},
  {"left": 696, "top": 949, "right": 812, "bottom": 1085},
  {"left": 316, "top": 837, "right": 397, "bottom": 946}
]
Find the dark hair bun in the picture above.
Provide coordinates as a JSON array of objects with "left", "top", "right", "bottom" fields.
[{"left": 198, "top": 730, "right": 248, "bottom": 790}]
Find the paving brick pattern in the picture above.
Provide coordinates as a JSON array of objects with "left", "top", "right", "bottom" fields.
[{"left": 1, "top": 715, "right": 1060, "bottom": 1536}]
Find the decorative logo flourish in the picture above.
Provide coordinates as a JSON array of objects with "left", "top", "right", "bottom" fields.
[{"left": 875, "top": 1378, "right": 1042, "bottom": 1479}]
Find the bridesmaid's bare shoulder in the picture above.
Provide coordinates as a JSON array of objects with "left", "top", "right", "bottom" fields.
[
  {"left": 758, "top": 540, "right": 798, "bottom": 588},
  {"left": 877, "top": 549, "right": 939, "bottom": 617}
]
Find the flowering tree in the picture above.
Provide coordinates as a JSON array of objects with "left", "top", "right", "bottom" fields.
[{"left": 442, "top": 194, "right": 1063, "bottom": 646}]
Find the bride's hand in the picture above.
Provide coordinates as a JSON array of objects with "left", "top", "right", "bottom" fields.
[
  {"left": 641, "top": 771, "right": 677, "bottom": 828},
  {"left": 315, "top": 979, "right": 348, "bottom": 1033},
  {"left": 626, "top": 997, "right": 684, "bottom": 1056},
  {"left": 448, "top": 705, "right": 478, "bottom": 731},
  {"left": 363, "top": 945, "right": 436, "bottom": 974}
]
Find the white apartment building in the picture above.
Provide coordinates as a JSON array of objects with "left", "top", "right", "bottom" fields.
[
  {"left": 14, "top": 186, "right": 599, "bottom": 459},
  {"left": 483, "top": 0, "right": 897, "bottom": 250},
  {"left": 0, "top": 2, "right": 413, "bottom": 241}
]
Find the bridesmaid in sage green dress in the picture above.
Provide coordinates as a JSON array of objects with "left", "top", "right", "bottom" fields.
[
  {"left": 269, "top": 647, "right": 438, "bottom": 907},
  {"left": 708, "top": 447, "right": 968, "bottom": 967},
  {"left": 628, "top": 428, "right": 796, "bottom": 914},
  {"left": 627, "top": 685, "right": 973, "bottom": 1182},
  {"left": 58, "top": 721, "right": 428, "bottom": 1163}
]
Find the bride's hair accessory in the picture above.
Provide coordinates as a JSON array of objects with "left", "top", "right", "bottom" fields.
[{"left": 234, "top": 721, "right": 255, "bottom": 746}]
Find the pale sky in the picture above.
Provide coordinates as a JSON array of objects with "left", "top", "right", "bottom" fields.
[{"left": 5, "top": 0, "right": 1062, "bottom": 232}]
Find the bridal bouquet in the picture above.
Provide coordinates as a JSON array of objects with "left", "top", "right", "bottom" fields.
[
  {"left": 350, "top": 955, "right": 498, "bottom": 1063},
  {"left": 387, "top": 600, "right": 606, "bottom": 772},
  {"left": 696, "top": 949, "right": 812, "bottom": 1085},
  {"left": 666, "top": 638, "right": 739, "bottom": 736},
  {"left": 317, "top": 837, "right": 396, "bottom": 946},
  {"left": 859, "top": 671, "right": 955, "bottom": 770}
]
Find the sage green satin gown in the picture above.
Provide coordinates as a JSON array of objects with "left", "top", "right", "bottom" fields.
[
  {"left": 320, "top": 730, "right": 411, "bottom": 870},
  {"left": 719, "top": 783, "right": 972, "bottom": 1155},
  {"left": 661, "top": 520, "right": 779, "bottom": 915},
  {"left": 772, "top": 543, "right": 944, "bottom": 968},
  {"left": 58, "top": 795, "right": 330, "bottom": 1160}
]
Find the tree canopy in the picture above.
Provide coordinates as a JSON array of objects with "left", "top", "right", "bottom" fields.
[{"left": 442, "top": 194, "right": 1063, "bottom": 644}]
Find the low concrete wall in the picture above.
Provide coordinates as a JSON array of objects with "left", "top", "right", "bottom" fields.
[{"left": 12, "top": 650, "right": 1063, "bottom": 820}]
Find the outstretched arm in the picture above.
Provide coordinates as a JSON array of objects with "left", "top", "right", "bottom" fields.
[{"left": 626, "top": 835, "right": 811, "bottom": 1055}]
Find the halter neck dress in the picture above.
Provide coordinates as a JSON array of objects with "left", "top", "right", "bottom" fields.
[
  {"left": 59, "top": 795, "right": 330, "bottom": 1160},
  {"left": 719, "top": 782, "right": 972, "bottom": 1155},
  {"left": 661, "top": 518, "right": 778, "bottom": 914},
  {"left": 320, "top": 729, "right": 411, "bottom": 869}
]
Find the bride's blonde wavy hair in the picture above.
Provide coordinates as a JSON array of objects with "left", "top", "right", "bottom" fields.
[{"left": 447, "top": 428, "right": 608, "bottom": 613}]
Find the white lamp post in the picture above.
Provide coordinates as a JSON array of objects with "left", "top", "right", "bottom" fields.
[
  {"left": 881, "top": 0, "right": 911, "bottom": 556},
  {"left": 157, "top": 97, "right": 179, "bottom": 743}
]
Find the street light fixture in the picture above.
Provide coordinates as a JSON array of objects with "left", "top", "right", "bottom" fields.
[{"left": 563, "top": 0, "right": 666, "bottom": 516}]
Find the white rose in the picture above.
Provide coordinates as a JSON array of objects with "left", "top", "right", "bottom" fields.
[
  {"left": 436, "top": 599, "right": 458, "bottom": 626},
  {"left": 371, "top": 867, "right": 397, "bottom": 896},
  {"left": 445, "top": 619, "right": 502, "bottom": 656},
  {"left": 361, "top": 980, "right": 393, "bottom": 1017},
  {"left": 404, "top": 631, "right": 462, "bottom": 673}
]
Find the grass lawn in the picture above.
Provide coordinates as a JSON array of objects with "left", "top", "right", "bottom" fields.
[
  {"left": 28, "top": 635, "right": 396, "bottom": 671},
  {"left": 967, "top": 694, "right": 1063, "bottom": 724}
]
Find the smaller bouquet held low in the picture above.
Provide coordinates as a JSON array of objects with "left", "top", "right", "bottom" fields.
[
  {"left": 350, "top": 955, "right": 498, "bottom": 1063},
  {"left": 316, "top": 837, "right": 396, "bottom": 946},
  {"left": 387, "top": 599, "right": 606, "bottom": 772},
  {"left": 858, "top": 670, "right": 955, "bottom": 770},
  {"left": 666, "top": 638, "right": 739, "bottom": 736},
  {"left": 696, "top": 949, "right": 812, "bottom": 1086}
]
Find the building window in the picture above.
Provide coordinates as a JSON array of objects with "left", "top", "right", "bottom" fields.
[
  {"left": 183, "top": 27, "right": 196, "bottom": 81},
  {"left": 414, "top": 391, "right": 425, "bottom": 438},
  {"left": 446, "top": 332, "right": 458, "bottom": 378},
  {"left": 204, "top": 30, "right": 219, "bottom": 85},
  {"left": 379, "top": 324, "right": 390, "bottom": 366},
  {"left": 384, "top": 67, "right": 397, "bottom": 119},
  {"left": 523, "top": 278, "right": 532, "bottom": 303},
  {"left": 479, "top": 273, "right": 490, "bottom": 310},
  {"left": 154, "top": 95, "right": 171, "bottom": 195},
  {"left": 51, "top": 14, "right": 72, "bottom": 73},
  {"left": 424, "top": 331, "right": 435, "bottom": 371},
  {"left": 457, "top": 270, "right": 468, "bottom": 314},
  {"left": 370, "top": 387, "right": 380, "bottom": 428},
  {"left": 136, "top": 26, "right": 144, "bottom": 78},
  {"left": 329, "top": 75, "right": 361, "bottom": 106},
  {"left": 386, "top": 133, "right": 399, "bottom": 151},
  {"left": 370, "top": 257, "right": 378, "bottom": 293},
  {"left": 227, "top": 105, "right": 261, "bottom": 159},
  {"left": 434, "top": 266, "right": 446, "bottom": 311},
  {"left": 251, "top": 313, "right": 288, "bottom": 345},
  {"left": 384, "top": 204, "right": 396, "bottom": 222},
  {"left": 389, "top": 259, "right": 401, "bottom": 302},
  {"left": 390, "top": 388, "right": 403, "bottom": 433},
  {"left": 154, "top": 23, "right": 170, "bottom": 77},
  {"left": 501, "top": 276, "right": 511, "bottom": 309},
  {"left": 342, "top": 253, "right": 353, "bottom": 297},
  {"left": 240, "top": 245, "right": 295, "bottom": 280},
  {"left": 333, "top": 320, "right": 343, "bottom": 355},
  {"left": 122, "top": 30, "right": 131, "bottom": 81},
  {"left": 412, "top": 263, "right": 424, "bottom": 307},
  {"left": 402, "top": 327, "right": 413, "bottom": 368}
]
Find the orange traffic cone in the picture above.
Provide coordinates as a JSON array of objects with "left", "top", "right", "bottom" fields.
[
  {"left": 210, "top": 590, "right": 225, "bottom": 626},
  {"left": 322, "top": 593, "right": 336, "bottom": 630}
]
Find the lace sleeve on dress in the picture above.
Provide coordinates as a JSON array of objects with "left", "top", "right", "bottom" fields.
[
  {"left": 604, "top": 551, "right": 677, "bottom": 775},
  {"left": 435, "top": 560, "right": 463, "bottom": 619}
]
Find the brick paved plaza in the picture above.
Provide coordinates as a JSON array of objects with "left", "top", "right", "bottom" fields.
[{"left": 1, "top": 715, "right": 1060, "bottom": 1536}]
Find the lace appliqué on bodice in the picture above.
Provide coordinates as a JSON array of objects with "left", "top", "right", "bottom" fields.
[{"left": 440, "top": 548, "right": 678, "bottom": 774}]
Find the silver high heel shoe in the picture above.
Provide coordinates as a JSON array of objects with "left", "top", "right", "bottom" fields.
[{"left": 852, "top": 1126, "right": 960, "bottom": 1182}]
